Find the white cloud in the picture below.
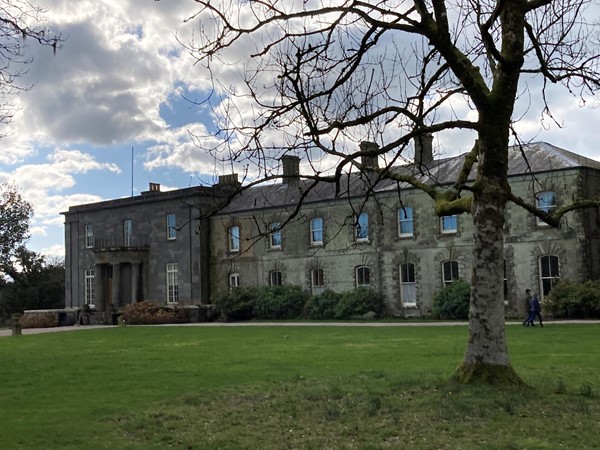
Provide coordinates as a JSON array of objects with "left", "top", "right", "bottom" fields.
[
  {"left": 30, "top": 226, "right": 48, "bottom": 237},
  {"left": 1, "top": 0, "right": 598, "bottom": 257},
  {"left": 39, "top": 244, "right": 65, "bottom": 259}
]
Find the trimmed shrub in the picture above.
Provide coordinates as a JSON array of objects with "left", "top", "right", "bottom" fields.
[
  {"left": 197, "top": 304, "right": 217, "bottom": 322},
  {"left": 20, "top": 312, "right": 59, "bottom": 329},
  {"left": 304, "top": 289, "right": 341, "bottom": 320},
  {"left": 432, "top": 280, "right": 470, "bottom": 320},
  {"left": 546, "top": 279, "right": 600, "bottom": 319},
  {"left": 253, "top": 286, "right": 308, "bottom": 320},
  {"left": 214, "top": 287, "right": 258, "bottom": 321},
  {"left": 333, "top": 288, "right": 386, "bottom": 320},
  {"left": 121, "top": 301, "right": 178, "bottom": 325},
  {"left": 214, "top": 285, "right": 386, "bottom": 321}
]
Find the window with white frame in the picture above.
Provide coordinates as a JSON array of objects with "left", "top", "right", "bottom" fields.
[
  {"left": 166, "top": 263, "right": 179, "bottom": 303},
  {"left": 310, "top": 217, "right": 324, "bottom": 245},
  {"left": 442, "top": 260, "right": 459, "bottom": 286},
  {"left": 269, "top": 270, "right": 282, "bottom": 286},
  {"left": 269, "top": 223, "right": 282, "bottom": 249},
  {"left": 440, "top": 215, "right": 457, "bottom": 234},
  {"left": 535, "top": 191, "right": 556, "bottom": 226},
  {"left": 356, "top": 212, "right": 369, "bottom": 241},
  {"left": 123, "top": 219, "right": 132, "bottom": 247},
  {"left": 85, "top": 224, "right": 94, "bottom": 249},
  {"left": 229, "top": 226, "right": 240, "bottom": 252},
  {"left": 166, "top": 213, "right": 177, "bottom": 240},
  {"left": 356, "top": 265, "right": 371, "bottom": 287},
  {"left": 229, "top": 272, "right": 240, "bottom": 290},
  {"left": 84, "top": 269, "right": 95, "bottom": 307},
  {"left": 400, "top": 263, "right": 416, "bottom": 307},
  {"left": 398, "top": 207, "right": 414, "bottom": 237},
  {"left": 539, "top": 255, "right": 559, "bottom": 298}
]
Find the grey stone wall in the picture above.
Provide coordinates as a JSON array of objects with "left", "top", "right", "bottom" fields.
[
  {"left": 210, "top": 167, "right": 599, "bottom": 317},
  {"left": 63, "top": 187, "right": 220, "bottom": 309}
]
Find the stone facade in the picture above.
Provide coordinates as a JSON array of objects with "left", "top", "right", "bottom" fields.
[
  {"left": 63, "top": 142, "right": 600, "bottom": 318},
  {"left": 62, "top": 184, "right": 229, "bottom": 314},
  {"left": 209, "top": 143, "right": 600, "bottom": 317}
]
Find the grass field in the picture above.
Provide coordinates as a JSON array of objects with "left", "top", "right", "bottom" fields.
[{"left": 1, "top": 324, "right": 599, "bottom": 449}]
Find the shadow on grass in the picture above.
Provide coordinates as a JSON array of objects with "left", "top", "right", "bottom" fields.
[{"left": 108, "top": 371, "right": 598, "bottom": 450}]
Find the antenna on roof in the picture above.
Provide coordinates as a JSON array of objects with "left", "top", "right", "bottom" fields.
[{"left": 131, "top": 146, "right": 134, "bottom": 197}]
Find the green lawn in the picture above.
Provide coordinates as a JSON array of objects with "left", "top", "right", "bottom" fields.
[{"left": 1, "top": 324, "right": 599, "bottom": 449}]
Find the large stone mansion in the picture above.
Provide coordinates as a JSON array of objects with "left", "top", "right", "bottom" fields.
[{"left": 62, "top": 141, "right": 600, "bottom": 318}]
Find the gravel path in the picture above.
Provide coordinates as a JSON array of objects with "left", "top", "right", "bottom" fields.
[{"left": 1, "top": 320, "right": 599, "bottom": 337}]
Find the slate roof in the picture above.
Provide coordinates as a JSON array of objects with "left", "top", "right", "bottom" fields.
[{"left": 218, "top": 142, "right": 600, "bottom": 214}]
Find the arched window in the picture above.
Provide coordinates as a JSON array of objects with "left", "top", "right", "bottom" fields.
[
  {"left": 539, "top": 255, "right": 559, "bottom": 298},
  {"left": 356, "top": 266, "right": 371, "bottom": 287},
  {"left": 229, "top": 273, "right": 240, "bottom": 290},
  {"left": 269, "top": 270, "right": 282, "bottom": 286},
  {"left": 442, "top": 260, "right": 459, "bottom": 286},
  {"left": 400, "top": 263, "right": 416, "bottom": 307},
  {"left": 311, "top": 268, "right": 325, "bottom": 295}
]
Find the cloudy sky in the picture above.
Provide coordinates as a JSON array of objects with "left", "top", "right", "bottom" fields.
[{"left": 1, "top": 0, "right": 599, "bottom": 258}]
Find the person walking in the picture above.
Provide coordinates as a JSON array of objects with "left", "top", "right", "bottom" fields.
[{"left": 525, "top": 293, "right": 544, "bottom": 327}]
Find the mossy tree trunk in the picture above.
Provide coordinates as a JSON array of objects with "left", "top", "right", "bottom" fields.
[
  {"left": 453, "top": 107, "right": 527, "bottom": 380},
  {"left": 455, "top": 137, "right": 523, "bottom": 385}
]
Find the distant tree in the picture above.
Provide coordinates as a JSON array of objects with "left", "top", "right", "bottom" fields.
[
  {"left": 0, "top": 247, "right": 64, "bottom": 320},
  {"left": 0, "top": 0, "right": 62, "bottom": 133},
  {"left": 186, "top": 1, "right": 600, "bottom": 384},
  {"left": 0, "top": 182, "right": 33, "bottom": 265}
]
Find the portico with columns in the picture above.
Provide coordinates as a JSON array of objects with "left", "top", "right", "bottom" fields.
[{"left": 92, "top": 248, "right": 149, "bottom": 312}]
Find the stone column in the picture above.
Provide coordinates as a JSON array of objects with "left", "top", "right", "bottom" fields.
[
  {"left": 95, "top": 264, "right": 105, "bottom": 312},
  {"left": 142, "top": 263, "right": 149, "bottom": 301},
  {"left": 131, "top": 262, "right": 140, "bottom": 304},
  {"left": 111, "top": 263, "right": 121, "bottom": 308}
]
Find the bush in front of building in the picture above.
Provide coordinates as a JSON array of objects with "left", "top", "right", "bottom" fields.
[
  {"left": 214, "top": 287, "right": 258, "bottom": 321},
  {"left": 545, "top": 279, "right": 600, "bottom": 318},
  {"left": 253, "top": 286, "right": 309, "bottom": 320},
  {"left": 215, "top": 285, "right": 386, "bottom": 321},
  {"left": 432, "top": 279, "right": 471, "bottom": 320},
  {"left": 334, "top": 287, "right": 386, "bottom": 320},
  {"left": 121, "top": 301, "right": 179, "bottom": 325},
  {"left": 304, "top": 289, "right": 341, "bottom": 320},
  {"left": 20, "top": 312, "right": 59, "bottom": 329}
]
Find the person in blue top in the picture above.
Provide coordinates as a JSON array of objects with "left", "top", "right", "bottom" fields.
[{"left": 525, "top": 293, "right": 543, "bottom": 327}]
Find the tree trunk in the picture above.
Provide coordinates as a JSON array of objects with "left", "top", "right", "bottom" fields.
[{"left": 454, "top": 146, "right": 523, "bottom": 385}]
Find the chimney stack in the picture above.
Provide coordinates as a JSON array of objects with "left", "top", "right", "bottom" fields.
[
  {"left": 281, "top": 155, "right": 300, "bottom": 184},
  {"left": 216, "top": 173, "right": 240, "bottom": 187},
  {"left": 414, "top": 133, "right": 434, "bottom": 167},
  {"left": 359, "top": 141, "right": 379, "bottom": 170}
]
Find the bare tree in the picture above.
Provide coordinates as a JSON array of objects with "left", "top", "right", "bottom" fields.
[
  {"left": 185, "top": 0, "right": 599, "bottom": 384},
  {"left": 0, "top": 0, "right": 61, "bottom": 133}
]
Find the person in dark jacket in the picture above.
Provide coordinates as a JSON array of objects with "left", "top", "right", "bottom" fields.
[{"left": 525, "top": 293, "right": 543, "bottom": 327}]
